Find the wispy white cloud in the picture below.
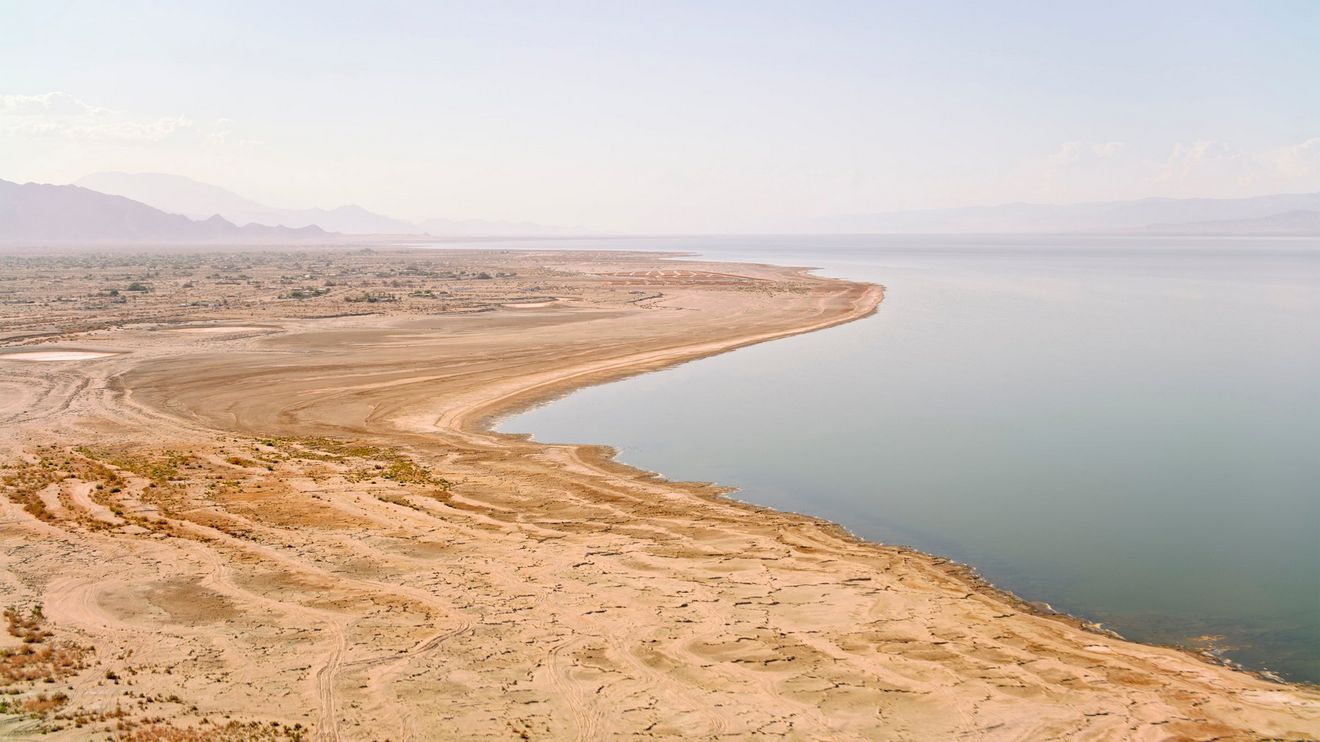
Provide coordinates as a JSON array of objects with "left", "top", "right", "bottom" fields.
[
  {"left": 1154, "top": 137, "right": 1320, "bottom": 194},
  {"left": 1, "top": 91, "right": 105, "bottom": 116},
  {"left": 1262, "top": 137, "right": 1320, "bottom": 179},
  {"left": 1157, "top": 139, "right": 1235, "bottom": 183},
  {"left": 1028, "top": 136, "right": 1319, "bottom": 204},
  {"left": 1089, "top": 141, "right": 1123, "bottom": 159},
  {"left": 1048, "top": 141, "right": 1125, "bottom": 167},
  {"left": 0, "top": 91, "right": 201, "bottom": 143},
  {"left": 1048, "top": 141, "right": 1083, "bottom": 166}
]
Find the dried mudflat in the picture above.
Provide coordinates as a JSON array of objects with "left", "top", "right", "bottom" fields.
[{"left": 0, "top": 247, "right": 1316, "bottom": 740}]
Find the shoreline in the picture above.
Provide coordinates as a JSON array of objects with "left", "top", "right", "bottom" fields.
[
  {"left": 462, "top": 268, "right": 883, "bottom": 432},
  {"left": 3, "top": 246, "right": 1316, "bottom": 739},
  {"left": 441, "top": 264, "right": 1297, "bottom": 689}
]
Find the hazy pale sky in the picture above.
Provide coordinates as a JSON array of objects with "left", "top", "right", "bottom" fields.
[{"left": 3, "top": 0, "right": 1318, "bottom": 232}]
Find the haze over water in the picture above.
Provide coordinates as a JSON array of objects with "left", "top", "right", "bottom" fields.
[{"left": 496, "top": 235, "right": 1320, "bottom": 683}]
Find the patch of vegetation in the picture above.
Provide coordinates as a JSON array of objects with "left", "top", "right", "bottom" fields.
[
  {"left": 19, "top": 691, "right": 68, "bottom": 715},
  {"left": 378, "top": 457, "right": 442, "bottom": 485},
  {"left": 5, "top": 606, "right": 52, "bottom": 643},
  {"left": 343, "top": 291, "right": 399, "bottom": 303},
  {"left": 272, "top": 438, "right": 450, "bottom": 489},
  {"left": 121, "top": 719, "right": 305, "bottom": 741},
  {"left": 375, "top": 493, "right": 420, "bottom": 510},
  {"left": 76, "top": 448, "right": 195, "bottom": 485},
  {"left": 48, "top": 700, "right": 129, "bottom": 729},
  {"left": 2, "top": 452, "right": 134, "bottom": 531},
  {"left": 0, "top": 457, "right": 63, "bottom": 522},
  {"left": 280, "top": 286, "right": 330, "bottom": 300},
  {"left": 0, "top": 606, "right": 92, "bottom": 685}
]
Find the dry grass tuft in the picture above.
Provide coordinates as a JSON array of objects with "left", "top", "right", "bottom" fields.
[
  {"left": 0, "top": 606, "right": 92, "bottom": 686},
  {"left": 1, "top": 458, "right": 62, "bottom": 522},
  {"left": 19, "top": 691, "right": 68, "bottom": 715},
  {"left": 76, "top": 448, "right": 196, "bottom": 485},
  {"left": 5, "top": 605, "right": 52, "bottom": 644},
  {"left": 122, "top": 719, "right": 305, "bottom": 741}
]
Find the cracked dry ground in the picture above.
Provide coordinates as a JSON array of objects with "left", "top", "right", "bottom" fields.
[{"left": 0, "top": 250, "right": 1317, "bottom": 740}]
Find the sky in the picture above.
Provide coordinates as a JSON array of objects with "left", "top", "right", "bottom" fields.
[{"left": 2, "top": 0, "right": 1319, "bottom": 232}]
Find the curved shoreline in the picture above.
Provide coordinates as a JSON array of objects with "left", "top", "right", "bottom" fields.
[
  {"left": 460, "top": 270, "right": 884, "bottom": 434},
  {"left": 7, "top": 248, "right": 1317, "bottom": 739},
  {"left": 430, "top": 267, "right": 1293, "bottom": 688}
]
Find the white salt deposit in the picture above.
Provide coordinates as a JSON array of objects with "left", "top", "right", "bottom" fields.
[
  {"left": 2, "top": 351, "right": 116, "bottom": 362},
  {"left": 502, "top": 300, "right": 559, "bottom": 308}
]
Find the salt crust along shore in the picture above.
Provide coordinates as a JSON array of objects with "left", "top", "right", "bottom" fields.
[{"left": 0, "top": 247, "right": 1316, "bottom": 740}]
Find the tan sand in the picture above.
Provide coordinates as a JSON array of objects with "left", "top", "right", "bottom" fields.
[{"left": 0, "top": 247, "right": 1316, "bottom": 740}]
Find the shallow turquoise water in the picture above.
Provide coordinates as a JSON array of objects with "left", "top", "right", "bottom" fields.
[{"left": 490, "top": 235, "right": 1320, "bottom": 683}]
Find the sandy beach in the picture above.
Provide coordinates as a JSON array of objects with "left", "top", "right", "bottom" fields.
[{"left": 1, "top": 247, "right": 1317, "bottom": 740}]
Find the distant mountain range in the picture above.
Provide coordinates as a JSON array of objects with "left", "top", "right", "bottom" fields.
[
  {"left": 76, "top": 172, "right": 577, "bottom": 236},
  {"left": 811, "top": 193, "right": 1320, "bottom": 235},
  {"left": 1140, "top": 209, "right": 1320, "bottom": 236},
  {"left": 4, "top": 173, "right": 1318, "bottom": 243},
  {"left": 0, "top": 179, "right": 327, "bottom": 243}
]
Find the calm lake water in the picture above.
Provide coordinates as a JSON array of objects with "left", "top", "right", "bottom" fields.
[{"left": 485, "top": 235, "right": 1320, "bottom": 683}]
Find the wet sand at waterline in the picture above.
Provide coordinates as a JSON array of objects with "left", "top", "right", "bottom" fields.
[{"left": 0, "top": 247, "right": 1316, "bottom": 740}]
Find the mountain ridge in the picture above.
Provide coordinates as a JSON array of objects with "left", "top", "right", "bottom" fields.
[
  {"left": 11, "top": 174, "right": 1320, "bottom": 241},
  {"left": 0, "top": 179, "right": 329, "bottom": 243},
  {"left": 76, "top": 172, "right": 577, "bottom": 236},
  {"left": 1137, "top": 208, "right": 1320, "bottom": 235}
]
